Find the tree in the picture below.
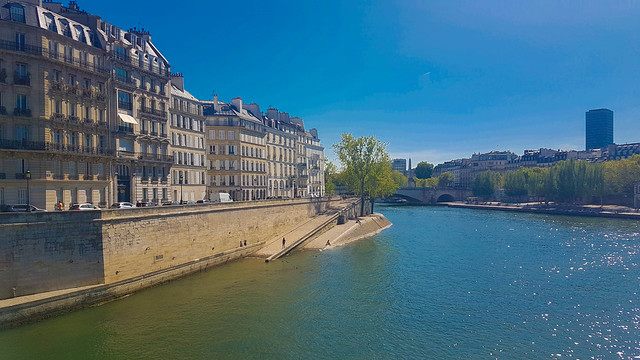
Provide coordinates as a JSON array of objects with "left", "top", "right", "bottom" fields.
[
  {"left": 414, "top": 161, "right": 434, "bottom": 179},
  {"left": 333, "top": 133, "right": 398, "bottom": 215},
  {"left": 437, "top": 172, "right": 455, "bottom": 187},
  {"left": 415, "top": 177, "right": 438, "bottom": 187},
  {"left": 391, "top": 171, "right": 408, "bottom": 188},
  {"left": 504, "top": 169, "right": 527, "bottom": 197},
  {"left": 604, "top": 154, "right": 640, "bottom": 197},
  {"left": 472, "top": 171, "right": 502, "bottom": 199},
  {"left": 324, "top": 161, "right": 337, "bottom": 195}
]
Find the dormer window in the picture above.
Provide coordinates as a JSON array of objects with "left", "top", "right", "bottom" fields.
[
  {"left": 59, "top": 19, "right": 71, "bottom": 37},
  {"left": 8, "top": 4, "right": 25, "bottom": 23},
  {"left": 44, "top": 13, "right": 56, "bottom": 31},
  {"left": 75, "top": 25, "right": 86, "bottom": 43}
]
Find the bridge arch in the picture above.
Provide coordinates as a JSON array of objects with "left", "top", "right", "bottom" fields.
[{"left": 436, "top": 193, "right": 455, "bottom": 202}]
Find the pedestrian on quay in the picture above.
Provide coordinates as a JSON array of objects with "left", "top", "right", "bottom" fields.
[{"left": 282, "top": 237, "right": 286, "bottom": 249}]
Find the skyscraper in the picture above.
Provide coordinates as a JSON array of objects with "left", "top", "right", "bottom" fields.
[{"left": 585, "top": 108, "right": 614, "bottom": 151}]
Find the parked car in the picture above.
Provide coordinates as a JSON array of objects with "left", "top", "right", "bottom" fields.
[
  {"left": 162, "top": 201, "right": 180, "bottom": 206},
  {"left": 136, "top": 201, "right": 157, "bottom": 207},
  {"left": 1, "top": 204, "right": 47, "bottom": 212},
  {"left": 110, "top": 202, "right": 135, "bottom": 209},
  {"left": 196, "top": 199, "right": 211, "bottom": 204},
  {"left": 69, "top": 203, "right": 100, "bottom": 211}
]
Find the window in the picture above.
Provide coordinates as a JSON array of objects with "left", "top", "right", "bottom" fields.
[
  {"left": 75, "top": 26, "right": 86, "bottom": 43},
  {"left": 15, "top": 125, "right": 28, "bottom": 141},
  {"left": 69, "top": 132, "right": 77, "bottom": 146},
  {"left": 54, "top": 100, "right": 62, "bottom": 113},
  {"left": 15, "top": 33, "right": 25, "bottom": 51},
  {"left": 16, "top": 94, "right": 27, "bottom": 110},
  {"left": 228, "top": 131, "right": 234, "bottom": 140},
  {"left": 9, "top": 4, "right": 25, "bottom": 23},
  {"left": 114, "top": 46, "right": 127, "bottom": 61},
  {"left": 44, "top": 13, "right": 57, "bottom": 31},
  {"left": 118, "top": 91, "right": 132, "bottom": 109},
  {"left": 115, "top": 68, "right": 129, "bottom": 83},
  {"left": 69, "top": 103, "right": 76, "bottom": 116},
  {"left": 85, "top": 134, "right": 92, "bottom": 148},
  {"left": 68, "top": 74, "right": 75, "bottom": 86},
  {"left": 219, "top": 130, "right": 225, "bottom": 140},
  {"left": 84, "top": 79, "right": 90, "bottom": 89}
]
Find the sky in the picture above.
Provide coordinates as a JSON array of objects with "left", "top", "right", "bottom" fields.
[{"left": 82, "top": 0, "right": 640, "bottom": 165}]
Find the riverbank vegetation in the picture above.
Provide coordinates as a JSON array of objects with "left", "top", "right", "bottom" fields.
[
  {"left": 471, "top": 155, "right": 640, "bottom": 204},
  {"left": 332, "top": 133, "right": 399, "bottom": 214}
]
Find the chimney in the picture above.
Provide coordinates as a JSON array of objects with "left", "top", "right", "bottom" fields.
[
  {"left": 231, "top": 97, "right": 242, "bottom": 112},
  {"left": 170, "top": 73, "right": 184, "bottom": 91}
]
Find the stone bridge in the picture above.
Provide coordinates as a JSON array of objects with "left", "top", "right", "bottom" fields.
[{"left": 394, "top": 187, "right": 473, "bottom": 204}]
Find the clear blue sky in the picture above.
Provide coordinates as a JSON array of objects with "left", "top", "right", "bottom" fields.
[{"left": 84, "top": 0, "right": 640, "bottom": 165}]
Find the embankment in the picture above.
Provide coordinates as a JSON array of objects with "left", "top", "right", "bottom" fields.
[
  {"left": 0, "top": 197, "right": 360, "bottom": 326},
  {"left": 446, "top": 202, "right": 640, "bottom": 219}
]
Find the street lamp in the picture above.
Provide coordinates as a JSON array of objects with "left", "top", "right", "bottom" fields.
[
  {"left": 25, "top": 170, "right": 31, "bottom": 211},
  {"left": 114, "top": 170, "right": 119, "bottom": 203},
  {"left": 179, "top": 173, "right": 184, "bottom": 204}
]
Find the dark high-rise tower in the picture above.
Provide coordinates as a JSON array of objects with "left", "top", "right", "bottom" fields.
[{"left": 585, "top": 108, "right": 614, "bottom": 151}]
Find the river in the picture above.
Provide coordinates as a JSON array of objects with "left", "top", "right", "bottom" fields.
[{"left": 1, "top": 205, "right": 639, "bottom": 359}]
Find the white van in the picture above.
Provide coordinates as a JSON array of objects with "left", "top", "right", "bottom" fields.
[{"left": 211, "top": 192, "right": 233, "bottom": 203}]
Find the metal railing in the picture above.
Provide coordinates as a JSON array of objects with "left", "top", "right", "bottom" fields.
[{"left": 0, "top": 39, "right": 110, "bottom": 73}]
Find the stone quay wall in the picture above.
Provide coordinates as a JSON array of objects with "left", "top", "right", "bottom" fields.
[{"left": 0, "top": 197, "right": 344, "bottom": 300}]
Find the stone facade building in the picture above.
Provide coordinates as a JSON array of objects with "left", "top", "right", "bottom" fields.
[
  {"left": 264, "top": 108, "right": 297, "bottom": 198},
  {"left": 169, "top": 73, "right": 205, "bottom": 202},
  {"left": 0, "top": 0, "right": 113, "bottom": 210},
  {"left": 203, "top": 96, "right": 266, "bottom": 201}
]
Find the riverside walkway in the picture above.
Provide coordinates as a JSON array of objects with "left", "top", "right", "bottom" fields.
[{"left": 255, "top": 198, "right": 359, "bottom": 261}]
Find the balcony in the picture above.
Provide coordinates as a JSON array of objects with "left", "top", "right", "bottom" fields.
[
  {"left": 68, "top": 115, "right": 80, "bottom": 123},
  {"left": 50, "top": 112, "right": 66, "bottom": 121},
  {"left": 151, "top": 177, "right": 159, "bottom": 183},
  {"left": 115, "top": 73, "right": 133, "bottom": 84},
  {"left": 12, "top": 71, "right": 30, "bottom": 86},
  {"left": 0, "top": 139, "right": 45, "bottom": 151},
  {"left": 137, "top": 152, "right": 174, "bottom": 162},
  {"left": 0, "top": 40, "right": 109, "bottom": 73},
  {"left": 68, "top": 174, "right": 79, "bottom": 180},
  {"left": 13, "top": 108, "right": 31, "bottom": 117},
  {"left": 65, "top": 84, "right": 80, "bottom": 96},
  {"left": 161, "top": 177, "right": 168, "bottom": 183},
  {"left": 116, "top": 125, "right": 134, "bottom": 135},
  {"left": 140, "top": 128, "right": 148, "bottom": 135},
  {"left": 139, "top": 107, "right": 167, "bottom": 118}
]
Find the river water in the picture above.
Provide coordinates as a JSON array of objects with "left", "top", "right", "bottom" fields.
[{"left": 1, "top": 205, "right": 640, "bottom": 359}]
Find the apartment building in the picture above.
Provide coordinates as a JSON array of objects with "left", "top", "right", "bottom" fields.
[
  {"left": 264, "top": 108, "right": 297, "bottom": 198},
  {"left": 169, "top": 73, "right": 205, "bottom": 202},
  {"left": 0, "top": 0, "right": 113, "bottom": 209},
  {"left": 203, "top": 96, "right": 266, "bottom": 201}
]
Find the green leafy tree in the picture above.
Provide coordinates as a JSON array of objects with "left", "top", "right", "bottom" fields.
[
  {"left": 333, "top": 133, "right": 398, "bottom": 215},
  {"left": 438, "top": 172, "right": 455, "bottom": 187},
  {"left": 504, "top": 169, "right": 527, "bottom": 197},
  {"left": 415, "top": 177, "right": 439, "bottom": 187},
  {"left": 414, "top": 161, "right": 434, "bottom": 179},
  {"left": 604, "top": 154, "right": 640, "bottom": 196},
  {"left": 324, "top": 161, "right": 337, "bottom": 195},
  {"left": 472, "top": 171, "right": 502, "bottom": 199},
  {"left": 391, "top": 171, "right": 408, "bottom": 188}
]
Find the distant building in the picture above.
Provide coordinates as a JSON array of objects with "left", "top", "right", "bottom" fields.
[
  {"left": 586, "top": 108, "right": 613, "bottom": 151},
  {"left": 603, "top": 143, "right": 640, "bottom": 161},
  {"left": 392, "top": 159, "right": 406, "bottom": 174}
]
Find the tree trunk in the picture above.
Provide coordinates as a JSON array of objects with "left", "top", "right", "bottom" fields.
[
  {"left": 370, "top": 198, "right": 375, "bottom": 214},
  {"left": 360, "top": 195, "right": 365, "bottom": 217}
]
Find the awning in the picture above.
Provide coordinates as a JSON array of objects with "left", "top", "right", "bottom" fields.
[{"left": 118, "top": 113, "right": 138, "bottom": 125}]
